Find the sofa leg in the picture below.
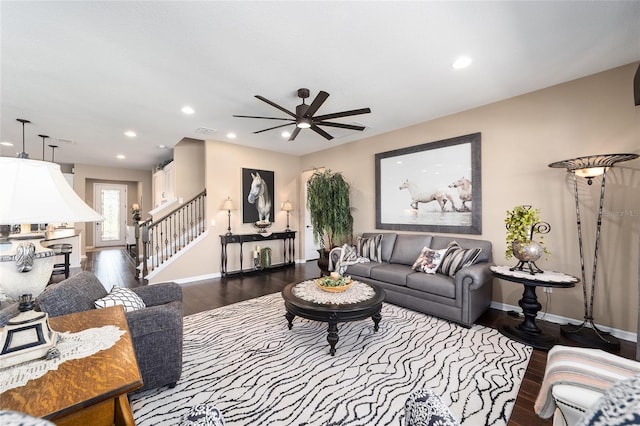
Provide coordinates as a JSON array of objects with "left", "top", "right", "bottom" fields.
[{"left": 168, "top": 382, "right": 177, "bottom": 388}]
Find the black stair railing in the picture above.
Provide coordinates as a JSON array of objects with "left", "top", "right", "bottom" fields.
[{"left": 136, "top": 189, "right": 206, "bottom": 283}]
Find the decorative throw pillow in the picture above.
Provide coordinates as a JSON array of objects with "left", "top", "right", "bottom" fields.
[
  {"left": 357, "top": 234, "right": 383, "bottom": 262},
  {"left": 94, "top": 287, "right": 146, "bottom": 312},
  {"left": 412, "top": 247, "right": 447, "bottom": 274},
  {"left": 438, "top": 241, "right": 482, "bottom": 277}
]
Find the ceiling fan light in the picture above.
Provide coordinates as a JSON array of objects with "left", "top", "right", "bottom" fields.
[{"left": 297, "top": 119, "right": 311, "bottom": 129}]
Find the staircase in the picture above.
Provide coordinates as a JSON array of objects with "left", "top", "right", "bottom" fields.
[{"left": 135, "top": 190, "right": 206, "bottom": 283}]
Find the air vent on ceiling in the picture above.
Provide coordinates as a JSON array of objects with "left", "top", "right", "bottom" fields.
[
  {"left": 56, "top": 138, "right": 75, "bottom": 144},
  {"left": 195, "top": 127, "right": 217, "bottom": 135}
]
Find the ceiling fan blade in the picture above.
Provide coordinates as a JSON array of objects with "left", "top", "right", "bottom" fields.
[
  {"left": 310, "top": 125, "right": 334, "bottom": 140},
  {"left": 304, "top": 91, "right": 329, "bottom": 118},
  {"left": 315, "top": 121, "right": 366, "bottom": 131},
  {"left": 313, "top": 107, "right": 371, "bottom": 121},
  {"left": 288, "top": 127, "right": 301, "bottom": 142},
  {"left": 255, "top": 95, "right": 297, "bottom": 118},
  {"left": 233, "top": 115, "right": 295, "bottom": 121},
  {"left": 253, "top": 123, "right": 295, "bottom": 134}
]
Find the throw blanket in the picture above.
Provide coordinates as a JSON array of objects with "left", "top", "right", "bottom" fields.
[
  {"left": 328, "top": 244, "right": 369, "bottom": 275},
  {"left": 534, "top": 345, "right": 640, "bottom": 418}
]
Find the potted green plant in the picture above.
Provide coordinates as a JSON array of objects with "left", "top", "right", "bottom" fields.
[
  {"left": 306, "top": 169, "right": 353, "bottom": 274},
  {"left": 504, "top": 205, "right": 550, "bottom": 271}
]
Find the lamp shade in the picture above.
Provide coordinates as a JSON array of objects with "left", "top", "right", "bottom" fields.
[
  {"left": 221, "top": 197, "right": 235, "bottom": 211},
  {"left": 548, "top": 153, "right": 639, "bottom": 174},
  {"left": 281, "top": 200, "right": 293, "bottom": 212},
  {"left": 0, "top": 157, "right": 103, "bottom": 225}
]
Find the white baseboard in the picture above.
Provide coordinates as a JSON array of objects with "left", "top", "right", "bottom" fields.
[
  {"left": 173, "top": 273, "right": 221, "bottom": 284},
  {"left": 490, "top": 301, "right": 637, "bottom": 343}
]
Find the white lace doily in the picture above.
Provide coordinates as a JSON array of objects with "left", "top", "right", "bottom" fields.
[
  {"left": 0, "top": 325, "right": 125, "bottom": 393},
  {"left": 292, "top": 280, "right": 375, "bottom": 305}
]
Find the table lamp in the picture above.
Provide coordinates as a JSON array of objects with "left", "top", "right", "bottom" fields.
[
  {"left": 281, "top": 200, "right": 293, "bottom": 231},
  {"left": 221, "top": 197, "right": 235, "bottom": 236},
  {"left": 0, "top": 157, "right": 103, "bottom": 301}
]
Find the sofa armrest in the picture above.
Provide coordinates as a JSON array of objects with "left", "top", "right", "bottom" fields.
[
  {"left": 454, "top": 262, "right": 493, "bottom": 290},
  {"left": 131, "top": 282, "right": 183, "bottom": 307},
  {"left": 125, "top": 300, "right": 183, "bottom": 339}
]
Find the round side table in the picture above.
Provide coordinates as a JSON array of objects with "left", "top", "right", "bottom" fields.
[{"left": 490, "top": 265, "right": 578, "bottom": 350}]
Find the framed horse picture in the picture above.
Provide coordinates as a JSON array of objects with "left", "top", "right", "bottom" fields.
[
  {"left": 375, "top": 132, "right": 481, "bottom": 234},
  {"left": 242, "top": 168, "right": 275, "bottom": 224}
]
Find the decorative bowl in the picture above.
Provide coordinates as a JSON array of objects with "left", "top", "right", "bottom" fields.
[
  {"left": 253, "top": 220, "right": 272, "bottom": 234},
  {"left": 315, "top": 276, "right": 353, "bottom": 293}
]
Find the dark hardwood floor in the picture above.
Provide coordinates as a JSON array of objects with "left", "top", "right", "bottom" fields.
[{"left": 82, "top": 248, "right": 637, "bottom": 426}]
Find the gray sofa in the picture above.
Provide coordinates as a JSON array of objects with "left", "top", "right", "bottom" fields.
[
  {"left": 331, "top": 232, "right": 493, "bottom": 327},
  {"left": 35, "top": 271, "right": 183, "bottom": 392}
]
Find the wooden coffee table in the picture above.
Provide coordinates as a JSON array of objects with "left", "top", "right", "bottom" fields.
[
  {"left": 281, "top": 281, "right": 385, "bottom": 355},
  {"left": 0, "top": 305, "right": 142, "bottom": 425}
]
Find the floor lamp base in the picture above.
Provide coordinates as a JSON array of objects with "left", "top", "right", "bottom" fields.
[{"left": 560, "top": 321, "right": 620, "bottom": 352}]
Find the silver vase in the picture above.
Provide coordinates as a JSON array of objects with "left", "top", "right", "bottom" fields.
[{"left": 512, "top": 240, "right": 543, "bottom": 262}]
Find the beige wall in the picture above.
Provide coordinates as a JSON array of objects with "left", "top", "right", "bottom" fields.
[
  {"left": 174, "top": 138, "right": 206, "bottom": 202},
  {"left": 73, "top": 164, "right": 152, "bottom": 252},
  {"left": 298, "top": 62, "right": 640, "bottom": 333},
  {"left": 148, "top": 140, "right": 301, "bottom": 283}
]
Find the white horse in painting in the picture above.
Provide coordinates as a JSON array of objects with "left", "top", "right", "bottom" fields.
[
  {"left": 399, "top": 179, "right": 460, "bottom": 212},
  {"left": 448, "top": 177, "right": 472, "bottom": 211},
  {"left": 248, "top": 172, "right": 272, "bottom": 222}
]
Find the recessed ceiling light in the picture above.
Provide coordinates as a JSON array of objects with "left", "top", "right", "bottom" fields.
[
  {"left": 452, "top": 56, "right": 472, "bottom": 69},
  {"left": 117, "top": 154, "right": 126, "bottom": 159},
  {"left": 181, "top": 106, "right": 195, "bottom": 115},
  {"left": 158, "top": 144, "right": 167, "bottom": 149},
  {"left": 227, "top": 132, "right": 237, "bottom": 139},
  {"left": 1, "top": 142, "right": 14, "bottom": 146},
  {"left": 124, "top": 131, "right": 136, "bottom": 137},
  {"left": 281, "top": 131, "right": 291, "bottom": 138}
]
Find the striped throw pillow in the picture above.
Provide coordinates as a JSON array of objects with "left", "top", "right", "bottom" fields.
[
  {"left": 357, "top": 234, "right": 383, "bottom": 262},
  {"left": 438, "top": 241, "right": 482, "bottom": 277}
]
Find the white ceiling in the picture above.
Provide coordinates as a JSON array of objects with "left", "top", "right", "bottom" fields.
[{"left": 1, "top": 1, "right": 639, "bottom": 171}]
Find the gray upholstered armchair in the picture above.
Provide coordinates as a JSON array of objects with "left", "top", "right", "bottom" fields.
[{"left": 35, "top": 271, "right": 183, "bottom": 392}]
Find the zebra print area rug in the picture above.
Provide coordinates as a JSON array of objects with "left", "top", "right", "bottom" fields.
[{"left": 130, "top": 293, "right": 532, "bottom": 425}]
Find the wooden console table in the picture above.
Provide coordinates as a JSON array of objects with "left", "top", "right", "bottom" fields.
[
  {"left": 0, "top": 305, "right": 142, "bottom": 425},
  {"left": 220, "top": 231, "right": 296, "bottom": 277}
]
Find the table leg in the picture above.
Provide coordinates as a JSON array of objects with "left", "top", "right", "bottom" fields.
[
  {"left": 327, "top": 321, "right": 339, "bottom": 356},
  {"left": 372, "top": 310, "right": 382, "bottom": 332},
  {"left": 285, "top": 311, "right": 295, "bottom": 330},
  {"left": 499, "top": 284, "right": 557, "bottom": 350}
]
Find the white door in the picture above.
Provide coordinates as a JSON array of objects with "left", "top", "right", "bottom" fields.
[
  {"left": 94, "top": 183, "right": 127, "bottom": 247},
  {"left": 302, "top": 169, "right": 321, "bottom": 260}
]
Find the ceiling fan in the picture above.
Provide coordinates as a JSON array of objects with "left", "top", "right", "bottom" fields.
[{"left": 233, "top": 88, "right": 371, "bottom": 142}]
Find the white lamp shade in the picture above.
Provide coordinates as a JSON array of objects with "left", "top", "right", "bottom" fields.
[
  {"left": 281, "top": 201, "right": 293, "bottom": 211},
  {"left": 221, "top": 198, "right": 235, "bottom": 211},
  {"left": 0, "top": 157, "right": 103, "bottom": 224}
]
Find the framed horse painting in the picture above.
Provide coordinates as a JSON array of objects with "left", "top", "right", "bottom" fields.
[
  {"left": 375, "top": 132, "right": 481, "bottom": 234},
  {"left": 242, "top": 168, "right": 275, "bottom": 224}
]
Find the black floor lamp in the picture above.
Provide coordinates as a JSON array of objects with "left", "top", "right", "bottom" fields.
[{"left": 549, "top": 153, "right": 638, "bottom": 351}]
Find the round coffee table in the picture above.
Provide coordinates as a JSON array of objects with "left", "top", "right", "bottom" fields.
[{"left": 281, "top": 280, "right": 385, "bottom": 356}]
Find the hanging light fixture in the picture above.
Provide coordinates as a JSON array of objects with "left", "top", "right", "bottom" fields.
[
  {"left": 38, "top": 134, "right": 50, "bottom": 161},
  {"left": 548, "top": 153, "right": 639, "bottom": 350},
  {"left": 16, "top": 118, "right": 31, "bottom": 159},
  {"left": 49, "top": 144, "right": 59, "bottom": 162}
]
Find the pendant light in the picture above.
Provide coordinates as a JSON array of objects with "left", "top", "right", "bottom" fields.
[
  {"left": 49, "top": 144, "right": 59, "bottom": 163},
  {"left": 16, "top": 118, "right": 31, "bottom": 159},
  {"left": 38, "top": 134, "right": 50, "bottom": 161}
]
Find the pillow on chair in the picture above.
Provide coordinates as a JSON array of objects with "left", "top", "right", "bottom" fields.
[
  {"left": 405, "top": 389, "right": 459, "bottom": 426},
  {"left": 94, "top": 287, "right": 146, "bottom": 312},
  {"left": 577, "top": 373, "right": 640, "bottom": 426}
]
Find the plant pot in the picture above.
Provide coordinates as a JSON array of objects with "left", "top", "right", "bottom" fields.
[
  {"left": 317, "top": 249, "right": 331, "bottom": 276},
  {"left": 512, "top": 240, "right": 543, "bottom": 262}
]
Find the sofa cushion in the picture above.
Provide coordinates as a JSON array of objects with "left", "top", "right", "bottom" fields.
[
  {"left": 412, "top": 247, "right": 447, "bottom": 274},
  {"left": 344, "top": 261, "right": 381, "bottom": 278},
  {"left": 406, "top": 272, "right": 456, "bottom": 298},
  {"left": 370, "top": 263, "right": 413, "bottom": 286},
  {"left": 389, "top": 234, "right": 433, "bottom": 265},
  {"left": 431, "top": 236, "right": 492, "bottom": 263},
  {"left": 357, "top": 234, "right": 383, "bottom": 262},
  {"left": 438, "top": 241, "right": 482, "bottom": 277},
  {"left": 95, "top": 287, "right": 146, "bottom": 312},
  {"left": 361, "top": 232, "right": 397, "bottom": 262}
]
